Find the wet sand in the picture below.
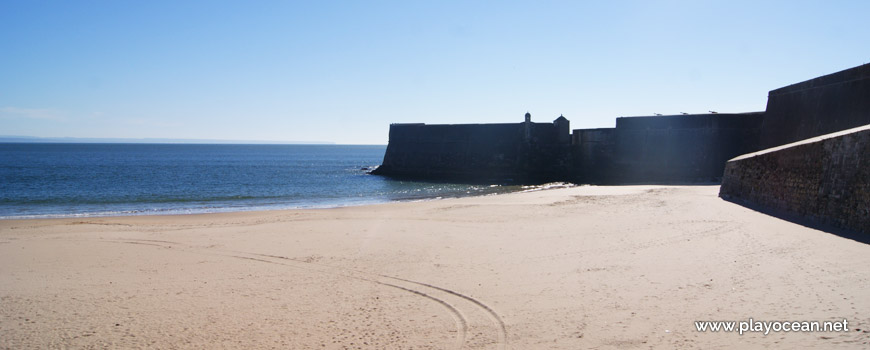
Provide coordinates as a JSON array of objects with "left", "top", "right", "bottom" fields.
[{"left": 1, "top": 185, "right": 868, "bottom": 349}]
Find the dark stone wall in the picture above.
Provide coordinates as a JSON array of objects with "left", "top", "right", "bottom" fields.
[
  {"left": 373, "top": 65, "right": 867, "bottom": 187},
  {"left": 571, "top": 113, "right": 763, "bottom": 184},
  {"left": 372, "top": 121, "right": 570, "bottom": 183},
  {"left": 720, "top": 125, "right": 870, "bottom": 234},
  {"left": 570, "top": 128, "right": 615, "bottom": 183},
  {"left": 612, "top": 113, "right": 763, "bottom": 183},
  {"left": 760, "top": 63, "right": 870, "bottom": 149}
]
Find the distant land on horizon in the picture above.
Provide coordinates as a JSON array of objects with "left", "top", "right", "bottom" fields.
[{"left": 0, "top": 135, "right": 337, "bottom": 145}]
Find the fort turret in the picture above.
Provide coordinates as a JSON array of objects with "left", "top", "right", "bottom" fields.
[{"left": 524, "top": 112, "right": 531, "bottom": 142}]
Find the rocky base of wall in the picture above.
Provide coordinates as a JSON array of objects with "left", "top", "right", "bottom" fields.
[{"left": 719, "top": 124, "right": 870, "bottom": 234}]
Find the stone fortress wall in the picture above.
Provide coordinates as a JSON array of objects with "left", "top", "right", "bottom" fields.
[
  {"left": 373, "top": 63, "right": 870, "bottom": 233},
  {"left": 375, "top": 110, "right": 765, "bottom": 185},
  {"left": 719, "top": 125, "right": 870, "bottom": 234},
  {"left": 371, "top": 114, "right": 571, "bottom": 183},
  {"left": 759, "top": 63, "right": 870, "bottom": 149},
  {"left": 571, "top": 113, "right": 763, "bottom": 184},
  {"left": 719, "top": 64, "right": 870, "bottom": 234}
]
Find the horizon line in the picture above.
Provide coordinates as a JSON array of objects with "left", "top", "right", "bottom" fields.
[{"left": 0, "top": 135, "right": 382, "bottom": 145}]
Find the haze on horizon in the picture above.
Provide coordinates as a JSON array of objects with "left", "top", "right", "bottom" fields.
[{"left": 1, "top": 1, "right": 868, "bottom": 145}]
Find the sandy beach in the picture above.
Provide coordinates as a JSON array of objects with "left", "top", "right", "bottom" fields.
[{"left": 1, "top": 185, "right": 868, "bottom": 349}]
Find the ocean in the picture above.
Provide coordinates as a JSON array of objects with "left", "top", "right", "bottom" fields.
[{"left": 0, "top": 143, "right": 527, "bottom": 219}]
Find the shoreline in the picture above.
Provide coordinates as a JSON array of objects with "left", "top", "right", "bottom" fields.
[
  {"left": 2, "top": 185, "right": 868, "bottom": 349},
  {"left": 0, "top": 182, "right": 575, "bottom": 221}
]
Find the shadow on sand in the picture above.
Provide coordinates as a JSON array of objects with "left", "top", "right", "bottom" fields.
[{"left": 720, "top": 196, "right": 869, "bottom": 245}]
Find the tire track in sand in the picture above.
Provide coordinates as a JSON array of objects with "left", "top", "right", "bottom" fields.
[
  {"left": 230, "top": 253, "right": 469, "bottom": 350},
  {"left": 100, "top": 239, "right": 507, "bottom": 349},
  {"left": 251, "top": 252, "right": 507, "bottom": 350},
  {"left": 382, "top": 275, "right": 507, "bottom": 349}
]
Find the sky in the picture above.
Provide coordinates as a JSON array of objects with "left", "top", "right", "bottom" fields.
[{"left": 1, "top": 1, "right": 868, "bottom": 145}]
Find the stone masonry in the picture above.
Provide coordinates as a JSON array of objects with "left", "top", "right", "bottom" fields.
[{"left": 719, "top": 125, "right": 870, "bottom": 234}]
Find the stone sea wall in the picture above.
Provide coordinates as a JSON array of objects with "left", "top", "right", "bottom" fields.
[
  {"left": 372, "top": 121, "right": 570, "bottom": 183},
  {"left": 720, "top": 125, "right": 870, "bottom": 234},
  {"left": 374, "top": 63, "right": 869, "bottom": 207}
]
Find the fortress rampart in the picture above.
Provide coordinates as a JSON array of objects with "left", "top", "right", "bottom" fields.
[
  {"left": 371, "top": 114, "right": 571, "bottom": 183},
  {"left": 373, "top": 64, "right": 870, "bottom": 234},
  {"left": 374, "top": 110, "right": 765, "bottom": 184},
  {"left": 572, "top": 113, "right": 763, "bottom": 184},
  {"left": 759, "top": 63, "right": 870, "bottom": 149},
  {"left": 719, "top": 63, "right": 870, "bottom": 234},
  {"left": 720, "top": 125, "right": 870, "bottom": 234}
]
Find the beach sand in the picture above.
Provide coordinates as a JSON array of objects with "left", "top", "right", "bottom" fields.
[{"left": 1, "top": 185, "right": 868, "bottom": 349}]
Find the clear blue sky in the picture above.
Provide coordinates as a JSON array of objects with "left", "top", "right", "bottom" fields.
[{"left": 2, "top": 1, "right": 868, "bottom": 144}]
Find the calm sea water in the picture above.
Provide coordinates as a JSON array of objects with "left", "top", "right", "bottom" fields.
[{"left": 0, "top": 143, "right": 527, "bottom": 219}]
